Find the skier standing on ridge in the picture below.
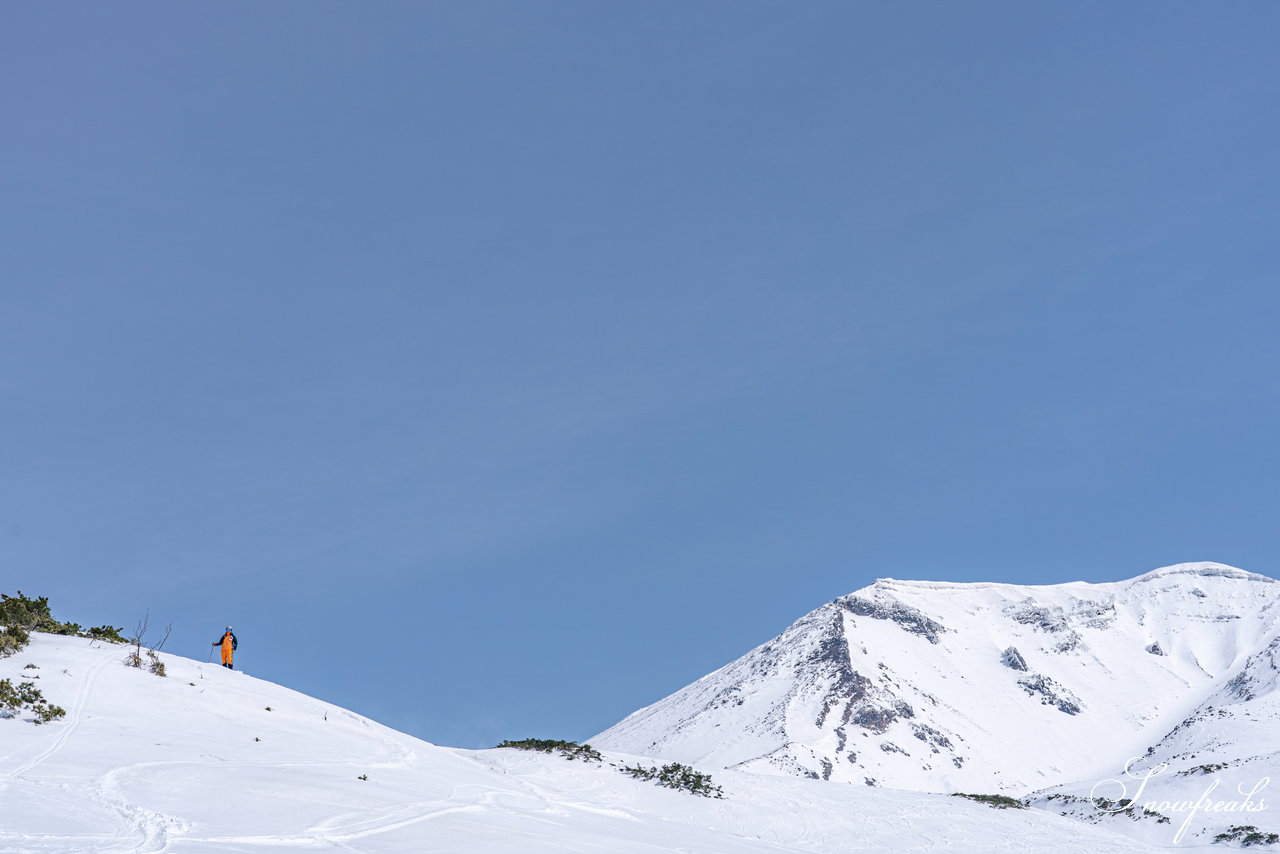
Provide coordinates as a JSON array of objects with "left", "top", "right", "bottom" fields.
[{"left": 213, "top": 626, "right": 238, "bottom": 669}]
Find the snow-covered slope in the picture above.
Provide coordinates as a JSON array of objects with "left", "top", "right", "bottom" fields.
[
  {"left": 1030, "top": 610, "right": 1280, "bottom": 847},
  {"left": 593, "top": 562, "right": 1280, "bottom": 806},
  {"left": 0, "top": 632, "right": 1159, "bottom": 852}
]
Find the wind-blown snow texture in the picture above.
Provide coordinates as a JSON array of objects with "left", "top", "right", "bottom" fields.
[{"left": 594, "top": 562, "right": 1280, "bottom": 847}]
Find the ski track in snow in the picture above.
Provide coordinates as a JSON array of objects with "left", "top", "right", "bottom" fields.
[{"left": 4, "top": 646, "right": 116, "bottom": 781}]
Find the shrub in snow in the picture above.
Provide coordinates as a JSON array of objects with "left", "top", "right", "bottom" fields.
[
  {"left": 84, "top": 625, "right": 128, "bottom": 643},
  {"left": 1179, "top": 762, "right": 1229, "bottom": 776},
  {"left": 1213, "top": 825, "right": 1280, "bottom": 846},
  {"left": 622, "top": 762, "right": 724, "bottom": 798},
  {"left": 0, "top": 591, "right": 126, "bottom": 648},
  {"left": 496, "top": 739, "right": 603, "bottom": 762},
  {"left": 0, "top": 678, "right": 66, "bottom": 724},
  {"left": 0, "top": 626, "right": 30, "bottom": 658},
  {"left": 952, "top": 793, "right": 1026, "bottom": 809},
  {"left": 125, "top": 613, "right": 170, "bottom": 677}
]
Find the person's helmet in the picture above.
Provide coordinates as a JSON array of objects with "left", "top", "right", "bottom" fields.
[{"left": 226, "top": 626, "right": 233, "bottom": 630}]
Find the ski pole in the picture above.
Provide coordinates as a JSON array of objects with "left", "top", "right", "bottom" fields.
[{"left": 206, "top": 646, "right": 214, "bottom": 663}]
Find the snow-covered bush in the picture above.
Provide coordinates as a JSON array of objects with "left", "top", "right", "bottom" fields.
[
  {"left": 1213, "top": 825, "right": 1280, "bottom": 846},
  {"left": 952, "top": 793, "right": 1026, "bottom": 809},
  {"left": 0, "top": 591, "right": 126, "bottom": 649},
  {"left": 0, "top": 678, "right": 66, "bottom": 724},
  {"left": 496, "top": 738, "right": 603, "bottom": 762},
  {"left": 622, "top": 762, "right": 724, "bottom": 798},
  {"left": 0, "top": 626, "right": 30, "bottom": 658}
]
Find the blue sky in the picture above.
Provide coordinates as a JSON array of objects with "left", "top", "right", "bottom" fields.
[{"left": 3, "top": 3, "right": 1278, "bottom": 748}]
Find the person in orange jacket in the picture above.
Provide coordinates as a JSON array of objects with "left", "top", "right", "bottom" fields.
[{"left": 212, "top": 626, "right": 238, "bottom": 669}]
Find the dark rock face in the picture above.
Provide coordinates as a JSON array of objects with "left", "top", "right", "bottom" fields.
[
  {"left": 1017, "top": 674, "right": 1082, "bottom": 715},
  {"left": 1222, "top": 634, "right": 1280, "bottom": 702},
  {"left": 1003, "top": 596, "right": 1115, "bottom": 654},
  {"left": 1146, "top": 642, "right": 1165, "bottom": 656},
  {"left": 911, "top": 722, "right": 953, "bottom": 752},
  {"left": 1225, "top": 670, "right": 1255, "bottom": 701},
  {"left": 851, "top": 701, "right": 915, "bottom": 734},
  {"left": 1002, "top": 646, "right": 1029, "bottom": 671},
  {"left": 808, "top": 614, "right": 875, "bottom": 728},
  {"left": 805, "top": 609, "right": 930, "bottom": 745},
  {"left": 837, "top": 595, "right": 949, "bottom": 644},
  {"left": 1008, "top": 601, "right": 1069, "bottom": 633}
]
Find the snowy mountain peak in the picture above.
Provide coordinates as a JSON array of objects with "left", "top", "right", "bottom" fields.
[
  {"left": 593, "top": 562, "right": 1280, "bottom": 816},
  {"left": 1128, "top": 560, "right": 1273, "bottom": 584}
]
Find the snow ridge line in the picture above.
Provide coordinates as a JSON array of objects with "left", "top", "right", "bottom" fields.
[{"left": 5, "top": 646, "right": 117, "bottom": 781}]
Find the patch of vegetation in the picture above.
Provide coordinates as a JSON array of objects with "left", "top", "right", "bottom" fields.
[
  {"left": 0, "top": 678, "right": 66, "bottom": 725},
  {"left": 1214, "top": 826, "right": 1280, "bottom": 846},
  {"left": 124, "top": 613, "right": 169, "bottom": 678},
  {"left": 1180, "top": 762, "right": 1230, "bottom": 776},
  {"left": 497, "top": 739, "right": 724, "bottom": 798},
  {"left": 1088, "top": 797, "right": 1172, "bottom": 824},
  {"left": 952, "top": 793, "right": 1027, "bottom": 809},
  {"left": 1093, "top": 797, "right": 1133, "bottom": 810},
  {"left": 0, "top": 625, "right": 30, "bottom": 658},
  {"left": 0, "top": 592, "right": 126, "bottom": 655},
  {"left": 622, "top": 762, "right": 724, "bottom": 798},
  {"left": 83, "top": 625, "right": 128, "bottom": 644},
  {"left": 496, "top": 738, "right": 603, "bottom": 762}
]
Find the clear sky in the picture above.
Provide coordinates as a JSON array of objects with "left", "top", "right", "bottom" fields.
[{"left": 3, "top": 2, "right": 1278, "bottom": 748}]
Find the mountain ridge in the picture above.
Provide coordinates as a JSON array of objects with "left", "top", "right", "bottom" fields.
[
  {"left": 0, "top": 630, "right": 1162, "bottom": 852},
  {"left": 593, "top": 560, "right": 1280, "bottom": 842}
]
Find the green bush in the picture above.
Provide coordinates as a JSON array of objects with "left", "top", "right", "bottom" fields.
[
  {"left": 623, "top": 762, "right": 724, "bottom": 798},
  {"left": 1213, "top": 826, "right": 1280, "bottom": 846},
  {"left": 0, "top": 678, "right": 66, "bottom": 725},
  {"left": 1180, "top": 762, "right": 1229, "bottom": 776},
  {"left": 952, "top": 793, "right": 1027, "bottom": 809},
  {"left": 0, "top": 626, "right": 30, "bottom": 658},
  {"left": 0, "top": 592, "right": 58, "bottom": 632},
  {"left": 0, "top": 592, "right": 125, "bottom": 647},
  {"left": 496, "top": 738, "right": 604, "bottom": 762},
  {"left": 84, "top": 625, "right": 128, "bottom": 644}
]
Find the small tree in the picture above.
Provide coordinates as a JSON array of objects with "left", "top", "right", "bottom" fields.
[{"left": 125, "top": 612, "right": 170, "bottom": 676}]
